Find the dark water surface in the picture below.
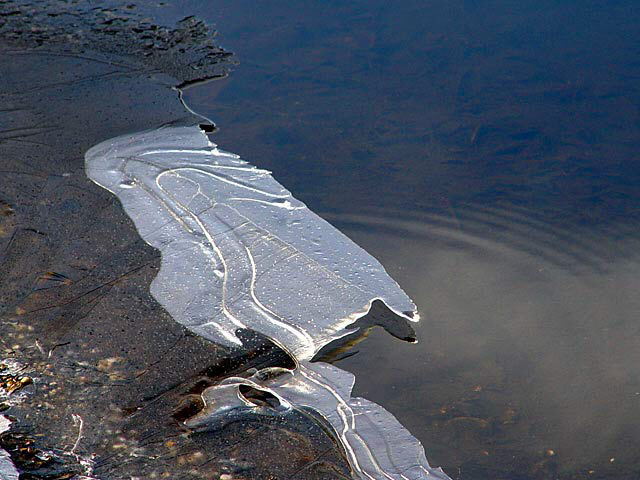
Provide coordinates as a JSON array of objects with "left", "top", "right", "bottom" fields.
[{"left": 170, "top": 1, "right": 640, "bottom": 479}]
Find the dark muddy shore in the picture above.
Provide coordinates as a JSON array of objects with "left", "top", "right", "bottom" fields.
[{"left": 0, "top": 5, "right": 351, "bottom": 479}]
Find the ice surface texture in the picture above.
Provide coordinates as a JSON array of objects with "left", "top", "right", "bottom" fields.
[
  {"left": 187, "top": 361, "right": 451, "bottom": 480},
  {"left": 85, "top": 126, "right": 417, "bottom": 360},
  {"left": 85, "top": 125, "right": 450, "bottom": 479}
]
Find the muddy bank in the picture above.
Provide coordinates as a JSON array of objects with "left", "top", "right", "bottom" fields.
[{"left": 0, "top": 7, "right": 351, "bottom": 479}]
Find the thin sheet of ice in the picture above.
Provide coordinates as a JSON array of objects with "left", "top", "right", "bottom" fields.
[
  {"left": 85, "top": 125, "right": 450, "bottom": 480},
  {"left": 85, "top": 126, "right": 417, "bottom": 360},
  {"left": 187, "top": 361, "right": 451, "bottom": 480},
  {"left": 0, "top": 416, "right": 18, "bottom": 480}
]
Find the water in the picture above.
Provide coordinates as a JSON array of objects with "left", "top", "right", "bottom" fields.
[{"left": 172, "top": 1, "right": 640, "bottom": 478}]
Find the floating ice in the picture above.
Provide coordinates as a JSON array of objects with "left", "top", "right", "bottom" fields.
[
  {"left": 85, "top": 126, "right": 418, "bottom": 361},
  {"left": 85, "top": 125, "right": 450, "bottom": 480},
  {"left": 187, "top": 361, "right": 451, "bottom": 480}
]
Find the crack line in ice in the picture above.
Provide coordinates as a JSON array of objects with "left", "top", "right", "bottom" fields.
[
  {"left": 244, "top": 244, "right": 316, "bottom": 353},
  {"left": 298, "top": 366, "right": 378, "bottom": 480},
  {"left": 155, "top": 170, "right": 248, "bottom": 333},
  {"left": 152, "top": 167, "right": 314, "bottom": 353},
  {"left": 160, "top": 166, "right": 288, "bottom": 198}
]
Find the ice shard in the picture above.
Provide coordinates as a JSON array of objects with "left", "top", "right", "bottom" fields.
[
  {"left": 85, "top": 125, "right": 450, "bottom": 480},
  {"left": 187, "top": 361, "right": 451, "bottom": 480}
]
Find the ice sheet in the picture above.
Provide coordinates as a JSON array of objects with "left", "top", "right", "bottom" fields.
[
  {"left": 85, "top": 125, "right": 450, "bottom": 479},
  {"left": 187, "top": 361, "right": 451, "bottom": 480},
  {"left": 86, "top": 125, "right": 417, "bottom": 360}
]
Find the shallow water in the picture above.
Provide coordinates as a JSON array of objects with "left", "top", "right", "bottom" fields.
[{"left": 173, "top": 1, "right": 640, "bottom": 478}]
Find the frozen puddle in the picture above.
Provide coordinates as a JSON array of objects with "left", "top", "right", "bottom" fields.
[{"left": 86, "top": 125, "right": 450, "bottom": 480}]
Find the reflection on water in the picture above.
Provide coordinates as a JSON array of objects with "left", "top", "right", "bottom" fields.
[
  {"left": 323, "top": 206, "right": 640, "bottom": 274},
  {"left": 174, "top": 0, "right": 640, "bottom": 478},
  {"left": 331, "top": 209, "right": 640, "bottom": 478}
]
